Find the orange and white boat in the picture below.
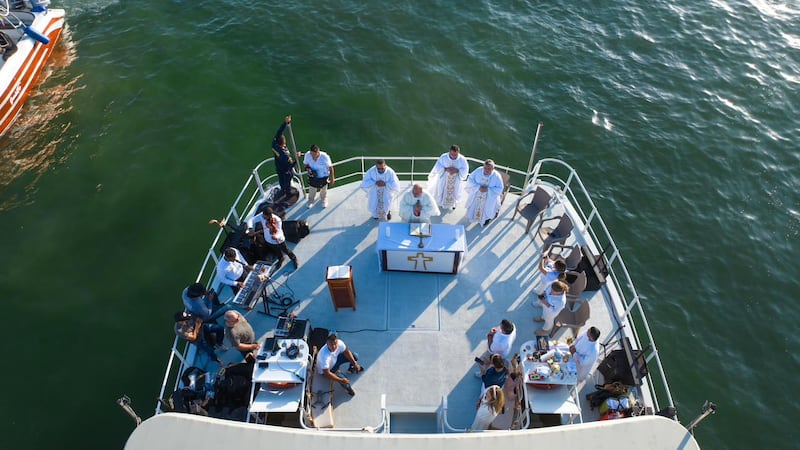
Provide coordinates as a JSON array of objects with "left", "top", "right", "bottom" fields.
[{"left": 0, "top": 0, "right": 65, "bottom": 137}]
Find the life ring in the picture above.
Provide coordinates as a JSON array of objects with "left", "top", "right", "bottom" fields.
[{"left": 267, "top": 382, "right": 299, "bottom": 389}]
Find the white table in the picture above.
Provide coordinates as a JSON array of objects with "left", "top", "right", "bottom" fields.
[
  {"left": 248, "top": 339, "right": 310, "bottom": 415},
  {"left": 376, "top": 223, "right": 467, "bottom": 274},
  {"left": 519, "top": 339, "right": 582, "bottom": 423},
  {"left": 524, "top": 384, "right": 582, "bottom": 421}
]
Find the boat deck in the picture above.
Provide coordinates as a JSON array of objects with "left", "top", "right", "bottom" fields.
[{"left": 212, "top": 179, "right": 618, "bottom": 430}]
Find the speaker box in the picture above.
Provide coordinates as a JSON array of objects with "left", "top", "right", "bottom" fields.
[
  {"left": 598, "top": 338, "right": 648, "bottom": 386},
  {"left": 283, "top": 220, "right": 310, "bottom": 243},
  {"left": 309, "top": 327, "right": 330, "bottom": 352}
]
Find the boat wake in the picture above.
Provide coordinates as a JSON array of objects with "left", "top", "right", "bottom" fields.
[{"left": 0, "top": 26, "right": 78, "bottom": 211}]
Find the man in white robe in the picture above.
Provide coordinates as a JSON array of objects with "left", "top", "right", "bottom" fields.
[
  {"left": 399, "top": 184, "right": 439, "bottom": 223},
  {"left": 465, "top": 159, "right": 504, "bottom": 226},
  {"left": 428, "top": 144, "right": 469, "bottom": 210},
  {"left": 360, "top": 159, "right": 400, "bottom": 220},
  {"left": 569, "top": 326, "right": 601, "bottom": 381}
]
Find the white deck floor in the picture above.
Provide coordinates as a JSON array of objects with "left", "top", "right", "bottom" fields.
[{"left": 214, "top": 180, "right": 617, "bottom": 430}]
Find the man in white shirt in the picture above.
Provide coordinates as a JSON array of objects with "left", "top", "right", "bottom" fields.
[
  {"left": 316, "top": 332, "right": 362, "bottom": 396},
  {"left": 465, "top": 159, "right": 504, "bottom": 226},
  {"left": 247, "top": 207, "right": 299, "bottom": 269},
  {"left": 217, "top": 247, "right": 253, "bottom": 292},
  {"left": 475, "top": 319, "right": 516, "bottom": 376},
  {"left": 360, "top": 159, "right": 400, "bottom": 220},
  {"left": 399, "top": 184, "right": 439, "bottom": 223},
  {"left": 428, "top": 144, "right": 469, "bottom": 210},
  {"left": 303, "top": 144, "right": 335, "bottom": 208},
  {"left": 570, "top": 326, "right": 601, "bottom": 381},
  {"left": 486, "top": 319, "right": 516, "bottom": 359}
]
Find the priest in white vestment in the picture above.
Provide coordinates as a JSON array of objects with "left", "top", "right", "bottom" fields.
[
  {"left": 399, "top": 184, "right": 439, "bottom": 223},
  {"left": 465, "top": 159, "right": 504, "bottom": 226},
  {"left": 360, "top": 159, "right": 400, "bottom": 220},
  {"left": 428, "top": 144, "right": 469, "bottom": 210}
]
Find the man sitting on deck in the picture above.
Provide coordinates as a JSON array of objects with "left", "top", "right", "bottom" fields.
[
  {"left": 223, "top": 310, "right": 260, "bottom": 359},
  {"left": 181, "top": 282, "right": 232, "bottom": 323},
  {"left": 174, "top": 311, "right": 224, "bottom": 364},
  {"left": 399, "top": 183, "right": 439, "bottom": 223},
  {"left": 316, "top": 332, "right": 362, "bottom": 396},
  {"left": 217, "top": 247, "right": 254, "bottom": 293}
]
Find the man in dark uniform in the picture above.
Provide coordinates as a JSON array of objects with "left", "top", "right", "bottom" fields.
[{"left": 272, "top": 115, "right": 295, "bottom": 198}]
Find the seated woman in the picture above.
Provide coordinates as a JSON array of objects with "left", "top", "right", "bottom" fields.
[
  {"left": 174, "top": 311, "right": 224, "bottom": 364},
  {"left": 477, "top": 353, "right": 508, "bottom": 392},
  {"left": 470, "top": 385, "right": 505, "bottom": 431},
  {"left": 491, "top": 366, "right": 523, "bottom": 430}
]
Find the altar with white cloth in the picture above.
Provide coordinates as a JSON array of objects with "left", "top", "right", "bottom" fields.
[{"left": 376, "top": 222, "right": 467, "bottom": 274}]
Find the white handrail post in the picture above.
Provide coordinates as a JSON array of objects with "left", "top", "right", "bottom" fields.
[
  {"left": 253, "top": 169, "right": 266, "bottom": 198},
  {"left": 523, "top": 122, "right": 544, "bottom": 188},
  {"left": 286, "top": 123, "right": 307, "bottom": 196}
]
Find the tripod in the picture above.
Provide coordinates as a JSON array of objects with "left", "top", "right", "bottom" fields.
[{"left": 258, "top": 276, "right": 299, "bottom": 318}]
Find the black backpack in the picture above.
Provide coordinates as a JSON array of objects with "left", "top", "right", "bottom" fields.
[
  {"left": 283, "top": 220, "right": 310, "bottom": 243},
  {"left": 213, "top": 361, "right": 254, "bottom": 409},
  {"left": 214, "top": 375, "right": 251, "bottom": 409}
]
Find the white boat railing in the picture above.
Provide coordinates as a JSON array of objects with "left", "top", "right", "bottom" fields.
[
  {"left": 530, "top": 158, "right": 676, "bottom": 414},
  {"left": 155, "top": 154, "right": 675, "bottom": 421}
]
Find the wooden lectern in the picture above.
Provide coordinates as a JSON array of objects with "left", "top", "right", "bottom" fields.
[{"left": 325, "top": 265, "right": 356, "bottom": 311}]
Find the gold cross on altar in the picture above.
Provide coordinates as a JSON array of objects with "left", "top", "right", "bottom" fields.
[{"left": 407, "top": 252, "right": 434, "bottom": 270}]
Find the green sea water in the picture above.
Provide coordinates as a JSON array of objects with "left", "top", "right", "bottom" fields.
[{"left": 0, "top": 1, "right": 798, "bottom": 448}]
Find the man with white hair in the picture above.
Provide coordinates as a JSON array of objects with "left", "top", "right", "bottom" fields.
[
  {"left": 399, "top": 184, "right": 439, "bottom": 223},
  {"left": 360, "top": 159, "right": 400, "bottom": 220},
  {"left": 465, "top": 159, "right": 504, "bottom": 226}
]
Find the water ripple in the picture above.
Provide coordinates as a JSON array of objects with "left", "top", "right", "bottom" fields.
[{"left": 1, "top": 1, "right": 799, "bottom": 449}]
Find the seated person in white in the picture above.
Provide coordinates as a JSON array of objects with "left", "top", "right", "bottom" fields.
[
  {"left": 534, "top": 280, "right": 568, "bottom": 336},
  {"left": 470, "top": 385, "right": 504, "bottom": 431},
  {"left": 399, "top": 183, "right": 439, "bottom": 223},
  {"left": 570, "top": 326, "right": 601, "bottom": 381},
  {"left": 476, "top": 319, "right": 516, "bottom": 371},
  {"left": 428, "top": 144, "right": 469, "bottom": 210},
  {"left": 360, "top": 159, "right": 400, "bottom": 220},
  {"left": 316, "top": 332, "right": 362, "bottom": 396},
  {"left": 538, "top": 255, "right": 567, "bottom": 295},
  {"left": 217, "top": 247, "right": 253, "bottom": 292}
]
